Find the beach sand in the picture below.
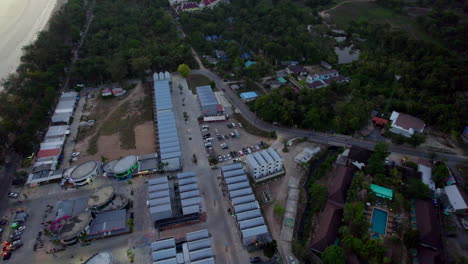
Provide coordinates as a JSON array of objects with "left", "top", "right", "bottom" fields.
[{"left": 0, "top": 0, "right": 67, "bottom": 89}]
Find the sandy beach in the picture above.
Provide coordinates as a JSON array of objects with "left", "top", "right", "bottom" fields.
[{"left": 0, "top": 0, "right": 66, "bottom": 90}]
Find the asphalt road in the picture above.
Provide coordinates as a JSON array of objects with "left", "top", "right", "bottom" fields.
[{"left": 190, "top": 69, "right": 468, "bottom": 163}]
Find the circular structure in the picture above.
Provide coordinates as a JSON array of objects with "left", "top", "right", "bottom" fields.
[
  {"left": 84, "top": 252, "right": 113, "bottom": 264},
  {"left": 103, "top": 160, "right": 118, "bottom": 174},
  {"left": 69, "top": 161, "right": 100, "bottom": 186},
  {"left": 58, "top": 211, "right": 93, "bottom": 245},
  {"left": 112, "top": 155, "right": 138, "bottom": 181},
  {"left": 88, "top": 186, "right": 115, "bottom": 211}
]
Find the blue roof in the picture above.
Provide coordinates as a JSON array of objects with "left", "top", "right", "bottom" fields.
[
  {"left": 240, "top": 92, "right": 258, "bottom": 100},
  {"left": 241, "top": 52, "right": 252, "bottom": 60},
  {"left": 245, "top": 61, "right": 256, "bottom": 68}
]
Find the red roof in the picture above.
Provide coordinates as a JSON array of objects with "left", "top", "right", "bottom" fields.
[
  {"left": 37, "top": 148, "right": 61, "bottom": 159},
  {"left": 202, "top": 0, "right": 218, "bottom": 5},
  {"left": 181, "top": 2, "right": 199, "bottom": 9},
  {"left": 372, "top": 116, "right": 389, "bottom": 126}
]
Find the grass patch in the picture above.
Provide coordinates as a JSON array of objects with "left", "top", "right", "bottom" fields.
[
  {"left": 186, "top": 74, "right": 212, "bottom": 94},
  {"left": 329, "top": 2, "right": 437, "bottom": 44},
  {"left": 233, "top": 112, "right": 276, "bottom": 139},
  {"left": 236, "top": 80, "right": 266, "bottom": 96}
]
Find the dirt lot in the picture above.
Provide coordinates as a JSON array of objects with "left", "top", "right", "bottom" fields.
[
  {"left": 73, "top": 82, "right": 155, "bottom": 162},
  {"left": 186, "top": 74, "right": 212, "bottom": 94}
]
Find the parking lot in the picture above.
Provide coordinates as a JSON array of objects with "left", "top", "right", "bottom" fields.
[{"left": 199, "top": 119, "right": 273, "bottom": 165}]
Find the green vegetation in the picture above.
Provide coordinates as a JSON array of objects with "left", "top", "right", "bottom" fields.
[
  {"left": 232, "top": 113, "right": 276, "bottom": 139},
  {"left": 273, "top": 202, "right": 286, "bottom": 218},
  {"left": 329, "top": 2, "right": 435, "bottom": 43},
  {"left": 433, "top": 163, "right": 449, "bottom": 188},
  {"left": 262, "top": 240, "right": 278, "bottom": 258},
  {"left": 0, "top": 0, "right": 86, "bottom": 155},
  {"left": 181, "top": 0, "right": 333, "bottom": 79},
  {"left": 178, "top": 64, "right": 191, "bottom": 78},
  {"left": 322, "top": 245, "right": 346, "bottom": 264},
  {"left": 186, "top": 74, "right": 212, "bottom": 94},
  {"left": 72, "top": 0, "right": 196, "bottom": 84}
]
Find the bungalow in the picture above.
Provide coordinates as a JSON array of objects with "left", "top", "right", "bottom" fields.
[
  {"left": 200, "top": 0, "right": 221, "bottom": 8},
  {"left": 286, "top": 65, "right": 307, "bottom": 76},
  {"left": 240, "top": 91, "right": 258, "bottom": 102},
  {"left": 101, "top": 88, "right": 112, "bottom": 97},
  {"left": 372, "top": 116, "right": 389, "bottom": 127},
  {"left": 307, "top": 70, "right": 339, "bottom": 82},
  {"left": 264, "top": 79, "right": 281, "bottom": 89},
  {"left": 414, "top": 199, "right": 443, "bottom": 264},
  {"left": 175, "top": 2, "right": 202, "bottom": 14},
  {"left": 389, "top": 111, "right": 425, "bottom": 138},
  {"left": 307, "top": 80, "right": 326, "bottom": 89},
  {"left": 215, "top": 50, "right": 227, "bottom": 60}
]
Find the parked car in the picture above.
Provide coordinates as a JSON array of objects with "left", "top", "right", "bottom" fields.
[
  {"left": 17, "top": 226, "right": 25, "bottom": 232},
  {"left": 231, "top": 123, "right": 236, "bottom": 127},
  {"left": 239, "top": 151, "right": 244, "bottom": 156},
  {"left": 238, "top": 123, "right": 243, "bottom": 128},
  {"left": 233, "top": 158, "right": 241, "bottom": 163},
  {"left": 7, "top": 192, "right": 18, "bottom": 199},
  {"left": 70, "top": 152, "right": 81, "bottom": 157},
  {"left": 218, "top": 155, "right": 223, "bottom": 162},
  {"left": 227, "top": 154, "right": 232, "bottom": 160},
  {"left": 220, "top": 143, "right": 228, "bottom": 149},
  {"left": 11, "top": 240, "right": 21, "bottom": 247},
  {"left": 227, "top": 124, "right": 233, "bottom": 128},
  {"left": 9, "top": 235, "right": 20, "bottom": 242}
]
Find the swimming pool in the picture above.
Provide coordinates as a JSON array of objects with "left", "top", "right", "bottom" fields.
[{"left": 371, "top": 208, "right": 388, "bottom": 236}]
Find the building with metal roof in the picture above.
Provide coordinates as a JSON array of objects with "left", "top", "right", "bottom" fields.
[
  {"left": 84, "top": 252, "right": 113, "bottom": 264},
  {"left": 153, "top": 73, "right": 182, "bottom": 171},
  {"left": 87, "top": 209, "right": 129, "bottom": 240},
  {"left": 151, "top": 229, "right": 216, "bottom": 264},
  {"left": 220, "top": 164, "right": 271, "bottom": 249},
  {"left": 196, "top": 86, "right": 219, "bottom": 116},
  {"left": 147, "top": 172, "right": 203, "bottom": 229},
  {"left": 240, "top": 91, "right": 258, "bottom": 102},
  {"left": 45, "top": 125, "right": 70, "bottom": 139},
  {"left": 69, "top": 161, "right": 100, "bottom": 186},
  {"left": 137, "top": 153, "right": 159, "bottom": 175},
  {"left": 245, "top": 147, "right": 283, "bottom": 181}
]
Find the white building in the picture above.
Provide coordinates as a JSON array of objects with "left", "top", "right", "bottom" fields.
[
  {"left": 389, "top": 111, "right": 425, "bottom": 138},
  {"left": 294, "top": 147, "right": 321, "bottom": 164},
  {"left": 245, "top": 147, "right": 283, "bottom": 181}
]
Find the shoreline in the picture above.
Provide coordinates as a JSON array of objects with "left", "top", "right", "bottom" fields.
[{"left": 0, "top": 0, "right": 68, "bottom": 91}]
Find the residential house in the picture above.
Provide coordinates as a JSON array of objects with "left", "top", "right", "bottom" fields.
[
  {"left": 307, "top": 70, "right": 339, "bottom": 82},
  {"left": 389, "top": 111, "right": 425, "bottom": 138},
  {"left": 200, "top": 0, "right": 221, "bottom": 8},
  {"left": 215, "top": 50, "right": 227, "bottom": 60},
  {"left": 286, "top": 65, "right": 307, "bottom": 76},
  {"left": 101, "top": 89, "right": 112, "bottom": 97},
  {"left": 240, "top": 91, "right": 258, "bottom": 102},
  {"left": 264, "top": 79, "right": 281, "bottom": 89},
  {"left": 175, "top": 2, "right": 202, "bottom": 14},
  {"left": 414, "top": 199, "right": 443, "bottom": 264},
  {"left": 111, "top": 88, "right": 126, "bottom": 97}
]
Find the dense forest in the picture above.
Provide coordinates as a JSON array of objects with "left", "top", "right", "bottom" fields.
[
  {"left": 71, "top": 0, "right": 196, "bottom": 84},
  {"left": 180, "top": 0, "right": 333, "bottom": 78},
  {"left": 0, "top": 0, "right": 86, "bottom": 156},
  {"left": 252, "top": 1, "right": 467, "bottom": 134},
  {"left": 0, "top": 0, "right": 195, "bottom": 157}
]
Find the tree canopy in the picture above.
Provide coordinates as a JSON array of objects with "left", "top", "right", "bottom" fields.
[{"left": 322, "top": 245, "right": 346, "bottom": 264}]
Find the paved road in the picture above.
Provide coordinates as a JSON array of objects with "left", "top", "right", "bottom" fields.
[{"left": 191, "top": 69, "right": 468, "bottom": 163}]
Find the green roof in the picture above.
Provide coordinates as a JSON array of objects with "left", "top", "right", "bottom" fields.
[
  {"left": 370, "top": 184, "right": 393, "bottom": 200},
  {"left": 277, "top": 77, "right": 287, "bottom": 83}
]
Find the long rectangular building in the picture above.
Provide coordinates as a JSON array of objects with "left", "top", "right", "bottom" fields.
[
  {"left": 221, "top": 164, "right": 271, "bottom": 250},
  {"left": 153, "top": 72, "right": 182, "bottom": 171},
  {"left": 245, "top": 147, "right": 283, "bottom": 181}
]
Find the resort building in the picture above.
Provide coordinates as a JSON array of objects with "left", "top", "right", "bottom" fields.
[
  {"left": 370, "top": 184, "right": 393, "bottom": 200},
  {"left": 414, "top": 199, "right": 443, "bottom": 264},
  {"left": 221, "top": 164, "right": 271, "bottom": 250},
  {"left": 389, "top": 111, "right": 426, "bottom": 138},
  {"left": 240, "top": 91, "right": 258, "bottom": 102},
  {"left": 245, "top": 147, "right": 283, "bottom": 182},
  {"left": 444, "top": 184, "right": 468, "bottom": 214},
  {"left": 137, "top": 153, "right": 159, "bottom": 176},
  {"left": 87, "top": 209, "right": 130, "bottom": 240},
  {"left": 294, "top": 147, "right": 321, "bottom": 164},
  {"left": 151, "top": 229, "right": 216, "bottom": 263},
  {"left": 68, "top": 161, "right": 100, "bottom": 186}
]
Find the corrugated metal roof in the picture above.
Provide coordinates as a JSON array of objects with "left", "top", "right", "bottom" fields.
[
  {"left": 253, "top": 152, "right": 267, "bottom": 165},
  {"left": 150, "top": 204, "right": 173, "bottom": 221},
  {"left": 179, "top": 183, "right": 198, "bottom": 193},
  {"left": 180, "top": 190, "right": 200, "bottom": 199},
  {"left": 178, "top": 177, "right": 197, "bottom": 186},
  {"left": 221, "top": 163, "right": 243, "bottom": 172},
  {"left": 267, "top": 147, "right": 282, "bottom": 161},
  {"left": 148, "top": 177, "right": 168, "bottom": 186},
  {"left": 234, "top": 201, "right": 259, "bottom": 214},
  {"left": 189, "top": 248, "right": 214, "bottom": 262},
  {"left": 154, "top": 80, "right": 173, "bottom": 111},
  {"left": 182, "top": 204, "right": 200, "bottom": 215},
  {"left": 223, "top": 169, "right": 246, "bottom": 178},
  {"left": 190, "top": 258, "right": 215, "bottom": 264},
  {"left": 154, "top": 258, "right": 178, "bottom": 264},
  {"left": 149, "top": 183, "right": 169, "bottom": 193},
  {"left": 151, "top": 247, "right": 176, "bottom": 261},
  {"left": 260, "top": 150, "right": 274, "bottom": 163},
  {"left": 151, "top": 237, "right": 175, "bottom": 251},
  {"left": 236, "top": 209, "right": 262, "bottom": 221},
  {"left": 241, "top": 225, "right": 269, "bottom": 239},
  {"left": 187, "top": 238, "right": 212, "bottom": 251},
  {"left": 225, "top": 175, "right": 249, "bottom": 185},
  {"left": 238, "top": 217, "right": 265, "bottom": 230},
  {"left": 160, "top": 141, "right": 180, "bottom": 149},
  {"left": 227, "top": 181, "right": 250, "bottom": 192},
  {"left": 149, "top": 190, "right": 170, "bottom": 199},
  {"left": 229, "top": 187, "right": 253, "bottom": 198},
  {"left": 149, "top": 197, "right": 171, "bottom": 207},
  {"left": 160, "top": 146, "right": 181, "bottom": 154},
  {"left": 246, "top": 155, "right": 260, "bottom": 168},
  {"left": 196, "top": 86, "right": 218, "bottom": 107},
  {"left": 161, "top": 152, "right": 182, "bottom": 160},
  {"left": 186, "top": 229, "right": 209, "bottom": 241},
  {"left": 181, "top": 197, "right": 201, "bottom": 207},
  {"left": 231, "top": 194, "right": 256, "bottom": 206}
]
